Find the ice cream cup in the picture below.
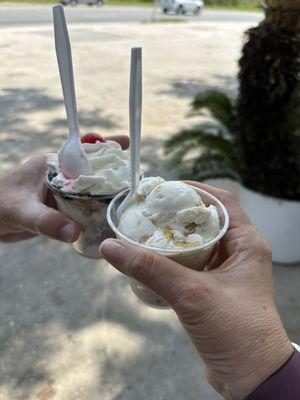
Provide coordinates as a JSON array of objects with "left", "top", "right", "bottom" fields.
[
  {"left": 46, "top": 173, "right": 118, "bottom": 259},
  {"left": 107, "top": 184, "right": 230, "bottom": 309}
]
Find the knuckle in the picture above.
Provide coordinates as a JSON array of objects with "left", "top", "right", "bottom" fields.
[
  {"left": 4, "top": 203, "right": 23, "bottom": 230},
  {"left": 172, "top": 279, "right": 207, "bottom": 309},
  {"left": 34, "top": 210, "right": 55, "bottom": 236},
  {"left": 1, "top": 194, "right": 32, "bottom": 230},
  {"left": 35, "top": 212, "right": 45, "bottom": 233},
  {"left": 259, "top": 237, "right": 272, "bottom": 259},
  {"left": 129, "top": 250, "right": 157, "bottom": 283},
  {"left": 242, "top": 227, "right": 272, "bottom": 261}
]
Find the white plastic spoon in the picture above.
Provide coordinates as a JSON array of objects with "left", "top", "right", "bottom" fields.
[
  {"left": 117, "top": 47, "right": 142, "bottom": 221},
  {"left": 53, "top": 5, "right": 93, "bottom": 179}
]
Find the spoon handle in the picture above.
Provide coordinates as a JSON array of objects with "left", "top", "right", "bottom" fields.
[
  {"left": 53, "top": 5, "right": 80, "bottom": 137},
  {"left": 116, "top": 48, "right": 142, "bottom": 222},
  {"left": 129, "top": 47, "right": 142, "bottom": 190}
]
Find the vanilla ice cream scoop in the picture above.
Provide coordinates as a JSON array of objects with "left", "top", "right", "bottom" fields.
[
  {"left": 118, "top": 177, "right": 220, "bottom": 250},
  {"left": 144, "top": 181, "right": 204, "bottom": 222}
]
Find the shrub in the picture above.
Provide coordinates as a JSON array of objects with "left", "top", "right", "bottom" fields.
[{"left": 165, "top": 8, "right": 300, "bottom": 200}]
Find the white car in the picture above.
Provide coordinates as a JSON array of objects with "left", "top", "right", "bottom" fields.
[{"left": 159, "top": 0, "right": 204, "bottom": 15}]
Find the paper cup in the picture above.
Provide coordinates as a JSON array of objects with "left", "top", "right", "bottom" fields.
[
  {"left": 47, "top": 174, "right": 116, "bottom": 259},
  {"left": 107, "top": 184, "right": 229, "bottom": 309}
]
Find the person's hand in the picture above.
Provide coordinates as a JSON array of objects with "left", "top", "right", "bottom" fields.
[
  {"left": 0, "top": 135, "right": 129, "bottom": 244},
  {"left": 100, "top": 182, "right": 293, "bottom": 400}
]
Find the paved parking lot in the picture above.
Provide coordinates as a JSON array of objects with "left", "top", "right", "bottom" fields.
[{"left": 0, "top": 12, "right": 299, "bottom": 400}]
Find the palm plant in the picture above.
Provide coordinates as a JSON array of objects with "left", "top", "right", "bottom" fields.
[
  {"left": 165, "top": 90, "right": 239, "bottom": 181},
  {"left": 166, "top": 0, "right": 300, "bottom": 200}
]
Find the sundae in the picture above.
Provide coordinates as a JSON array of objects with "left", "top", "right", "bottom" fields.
[{"left": 47, "top": 133, "right": 131, "bottom": 259}]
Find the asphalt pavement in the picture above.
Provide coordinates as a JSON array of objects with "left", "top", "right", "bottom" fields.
[
  {"left": 0, "top": 4, "right": 263, "bottom": 26},
  {"left": 1, "top": 8, "right": 296, "bottom": 400}
]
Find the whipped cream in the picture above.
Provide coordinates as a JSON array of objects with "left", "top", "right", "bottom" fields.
[
  {"left": 118, "top": 177, "right": 220, "bottom": 250},
  {"left": 48, "top": 140, "right": 131, "bottom": 196}
]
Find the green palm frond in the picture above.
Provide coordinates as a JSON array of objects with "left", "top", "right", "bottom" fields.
[
  {"left": 192, "top": 153, "right": 238, "bottom": 181},
  {"left": 197, "top": 132, "right": 235, "bottom": 161},
  {"left": 165, "top": 126, "right": 235, "bottom": 162},
  {"left": 165, "top": 127, "right": 210, "bottom": 153},
  {"left": 167, "top": 142, "right": 199, "bottom": 165},
  {"left": 165, "top": 89, "right": 239, "bottom": 182},
  {"left": 191, "top": 90, "right": 235, "bottom": 132}
]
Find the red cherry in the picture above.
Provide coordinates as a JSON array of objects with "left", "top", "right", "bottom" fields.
[{"left": 81, "top": 133, "right": 106, "bottom": 144}]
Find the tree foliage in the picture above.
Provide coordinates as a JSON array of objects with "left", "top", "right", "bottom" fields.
[
  {"left": 165, "top": 92, "right": 238, "bottom": 182},
  {"left": 236, "top": 9, "right": 300, "bottom": 200},
  {"left": 165, "top": 9, "right": 300, "bottom": 200}
]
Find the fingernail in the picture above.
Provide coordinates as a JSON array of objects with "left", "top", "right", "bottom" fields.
[
  {"left": 101, "top": 239, "right": 124, "bottom": 264},
  {"left": 59, "top": 223, "right": 76, "bottom": 242}
]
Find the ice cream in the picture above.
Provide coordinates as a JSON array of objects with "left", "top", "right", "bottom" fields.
[
  {"left": 107, "top": 177, "right": 228, "bottom": 309},
  {"left": 47, "top": 134, "right": 131, "bottom": 259},
  {"left": 48, "top": 136, "right": 131, "bottom": 196},
  {"left": 118, "top": 177, "right": 221, "bottom": 250}
]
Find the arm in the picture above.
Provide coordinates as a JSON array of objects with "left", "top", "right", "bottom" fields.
[{"left": 100, "top": 182, "right": 296, "bottom": 400}]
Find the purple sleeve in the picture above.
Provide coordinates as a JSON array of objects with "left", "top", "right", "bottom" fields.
[{"left": 246, "top": 349, "right": 300, "bottom": 400}]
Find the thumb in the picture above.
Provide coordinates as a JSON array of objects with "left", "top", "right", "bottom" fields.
[
  {"left": 19, "top": 200, "right": 80, "bottom": 242},
  {"left": 100, "top": 239, "right": 196, "bottom": 307}
]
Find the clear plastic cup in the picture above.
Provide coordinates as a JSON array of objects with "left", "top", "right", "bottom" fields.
[
  {"left": 107, "top": 184, "right": 229, "bottom": 309},
  {"left": 47, "top": 174, "right": 117, "bottom": 259}
]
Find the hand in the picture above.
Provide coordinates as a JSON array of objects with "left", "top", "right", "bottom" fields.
[
  {"left": 0, "top": 135, "right": 129, "bottom": 244},
  {"left": 100, "top": 182, "right": 293, "bottom": 400}
]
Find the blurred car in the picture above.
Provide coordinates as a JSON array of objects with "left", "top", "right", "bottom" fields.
[
  {"left": 159, "top": 0, "right": 204, "bottom": 15},
  {"left": 60, "top": 0, "right": 105, "bottom": 6}
]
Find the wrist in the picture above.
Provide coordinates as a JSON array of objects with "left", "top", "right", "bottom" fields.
[
  {"left": 246, "top": 345, "right": 300, "bottom": 400},
  {"left": 227, "top": 342, "right": 293, "bottom": 400},
  {"left": 212, "top": 314, "right": 293, "bottom": 400}
]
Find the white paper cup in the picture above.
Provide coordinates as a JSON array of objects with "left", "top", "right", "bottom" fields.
[
  {"left": 107, "top": 184, "right": 229, "bottom": 309},
  {"left": 47, "top": 175, "right": 117, "bottom": 259}
]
